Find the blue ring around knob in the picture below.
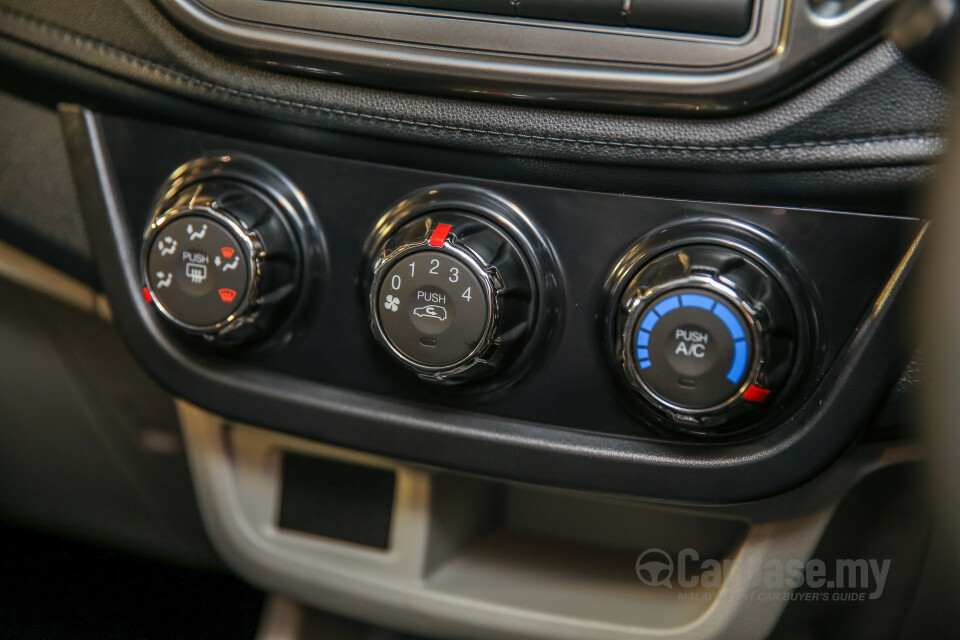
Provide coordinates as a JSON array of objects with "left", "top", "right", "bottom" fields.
[{"left": 634, "top": 293, "right": 750, "bottom": 384}]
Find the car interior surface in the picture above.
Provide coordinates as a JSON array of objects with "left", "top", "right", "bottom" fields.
[{"left": 3, "top": 0, "right": 960, "bottom": 639}]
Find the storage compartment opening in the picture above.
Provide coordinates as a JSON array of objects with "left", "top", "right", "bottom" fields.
[{"left": 425, "top": 480, "right": 748, "bottom": 627}]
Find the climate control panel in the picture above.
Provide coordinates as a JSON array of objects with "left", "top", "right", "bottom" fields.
[
  {"left": 139, "top": 167, "right": 813, "bottom": 432},
  {"left": 131, "top": 154, "right": 886, "bottom": 446},
  {"left": 80, "top": 115, "right": 917, "bottom": 497}
]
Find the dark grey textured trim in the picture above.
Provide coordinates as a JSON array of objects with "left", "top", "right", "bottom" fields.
[
  {"left": 0, "top": 88, "right": 95, "bottom": 281},
  {"left": 0, "top": 0, "right": 948, "bottom": 171}
]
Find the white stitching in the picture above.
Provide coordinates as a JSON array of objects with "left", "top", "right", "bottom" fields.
[{"left": 0, "top": 6, "right": 943, "bottom": 154}]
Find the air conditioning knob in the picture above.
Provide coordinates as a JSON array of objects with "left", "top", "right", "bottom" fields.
[{"left": 613, "top": 244, "right": 800, "bottom": 430}]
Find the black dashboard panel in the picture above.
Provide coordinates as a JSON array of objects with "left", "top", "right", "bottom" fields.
[{"left": 62, "top": 106, "right": 922, "bottom": 502}]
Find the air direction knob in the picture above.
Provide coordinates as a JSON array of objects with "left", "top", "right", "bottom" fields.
[{"left": 141, "top": 156, "right": 305, "bottom": 344}]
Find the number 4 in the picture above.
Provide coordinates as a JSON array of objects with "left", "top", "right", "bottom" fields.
[{"left": 462, "top": 287, "right": 472, "bottom": 302}]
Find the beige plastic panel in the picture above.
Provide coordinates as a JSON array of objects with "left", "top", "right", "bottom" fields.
[
  {"left": 0, "top": 238, "right": 110, "bottom": 320},
  {"left": 179, "top": 402, "right": 918, "bottom": 640}
]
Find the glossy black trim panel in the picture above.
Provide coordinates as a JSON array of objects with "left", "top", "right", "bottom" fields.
[{"left": 62, "top": 105, "right": 923, "bottom": 502}]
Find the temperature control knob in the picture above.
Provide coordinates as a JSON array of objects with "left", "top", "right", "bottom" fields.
[
  {"left": 612, "top": 244, "right": 800, "bottom": 430},
  {"left": 142, "top": 156, "right": 306, "bottom": 344},
  {"left": 369, "top": 211, "right": 537, "bottom": 383}
]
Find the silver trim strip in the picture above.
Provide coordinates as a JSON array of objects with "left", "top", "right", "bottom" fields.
[{"left": 156, "top": 0, "right": 896, "bottom": 111}]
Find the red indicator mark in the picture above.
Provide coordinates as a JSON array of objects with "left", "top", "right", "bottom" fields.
[
  {"left": 743, "top": 385, "right": 770, "bottom": 403},
  {"left": 220, "top": 247, "right": 235, "bottom": 259},
  {"left": 218, "top": 288, "right": 237, "bottom": 303},
  {"left": 429, "top": 224, "right": 453, "bottom": 247},
  {"left": 141, "top": 286, "right": 152, "bottom": 303}
]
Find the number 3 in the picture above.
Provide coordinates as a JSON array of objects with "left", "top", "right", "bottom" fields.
[{"left": 449, "top": 267, "right": 459, "bottom": 283}]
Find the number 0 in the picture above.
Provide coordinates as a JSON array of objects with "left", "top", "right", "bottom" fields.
[{"left": 391, "top": 274, "right": 401, "bottom": 290}]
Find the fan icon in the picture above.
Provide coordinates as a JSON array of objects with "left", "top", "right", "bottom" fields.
[{"left": 384, "top": 295, "right": 400, "bottom": 312}]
